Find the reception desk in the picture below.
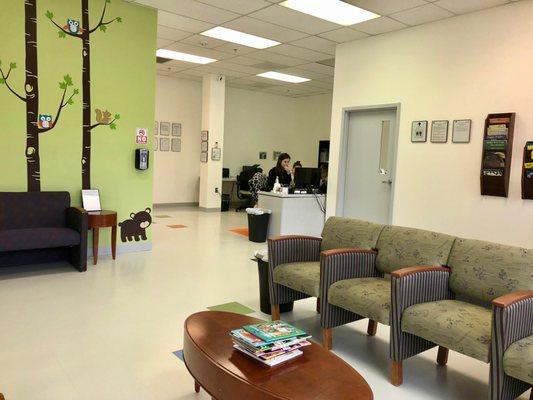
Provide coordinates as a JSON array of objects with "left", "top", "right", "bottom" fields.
[{"left": 257, "top": 191, "right": 326, "bottom": 238}]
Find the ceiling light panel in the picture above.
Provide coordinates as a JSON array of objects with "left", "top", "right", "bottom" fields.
[
  {"left": 201, "top": 27, "right": 280, "bottom": 49},
  {"left": 257, "top": 71, "right": 310, "bottom": 83},
  {"left": 156, "top": 49, "right": 217, "bottom": 64},
  {"left": 279, "top": 0, "right": 379, "bottom": 26}
]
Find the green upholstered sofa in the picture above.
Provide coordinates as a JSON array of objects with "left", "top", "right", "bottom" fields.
[{"left": 267, "top": 217, "right": 533, "bottom": 399}]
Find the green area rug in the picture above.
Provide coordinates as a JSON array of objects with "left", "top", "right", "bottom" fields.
[{"left": 207, "top": 301, "right": 255, "bottom": 315}]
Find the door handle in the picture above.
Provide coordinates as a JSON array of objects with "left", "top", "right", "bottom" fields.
[{"left": 381, "top": 180, "right": 392, "bottom": 184}]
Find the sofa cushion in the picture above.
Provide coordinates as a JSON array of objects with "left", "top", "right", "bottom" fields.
[
  {"left": 0, "top": 228, "right": 81, "bottom": 252},
  {"left": 328, "top": 277, "right": 390, "bottom": 325},
  {"left": 321, "top": 217, "right": 384, "bottom": 251},
  {"left": 503, "top": 335, "right": 533, "bottom": 385},
  {"left": 375, "top": 225, "right": 456, "bottom": 274},
  {"left": 448, "top": 238, "right": 533, "bottom": 302},
  {"left": 0, "top": 192, "right": 70, "bottom": 229},
  {"left": 402, "top": 300, "right": 492, "bottom": 362},
  {"left": 273, "top": 261, "right": 320, "bottom": 297}
]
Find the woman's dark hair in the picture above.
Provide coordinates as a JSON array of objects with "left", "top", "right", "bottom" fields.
[
  {"left": 293, "top": 161, "right": 302, "bottom": 168},
  {"left": 276, "top": 153, "right": 291, "bottom": 171}
]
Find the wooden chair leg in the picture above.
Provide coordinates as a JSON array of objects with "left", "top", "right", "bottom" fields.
[
  {"left": 322, "top": 328, "right": 332, "bottom": 350},
  {"left": 271, "top": 304, "right": 280, "bottom": 321},
  {"left": 194, "top": 381, "right": 200, "bottom": 393},
  {"left": 316, "top": 297, "right": 320, "bottom": 314},
  {"left": 391, "top": 361, "right": 403, "bottom": 386},
  {"left": 529, "top": 387, "right": 532, "bottom": 400},
  {"left": 367, "top": 319, "right": 378, "bottom": 336},
  {"left": 437, "top": 346, "right": 449, "bottom": 366}
]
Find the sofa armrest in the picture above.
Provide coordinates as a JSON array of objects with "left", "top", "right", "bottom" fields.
[
  {"left": 66, "top": 206, "right": 88, "bottom": 233},
  {"left": 391, "top": 266, "right": 452, "bottom": 308},
  {"left": 319, "top": 247, "right": 378, "bottom": 309},
  {"left": 491, "top": 290, "right": 533, "bottom": 354},
  {"left": 267, "top": 235, "right": 322, "bottom": 269}
]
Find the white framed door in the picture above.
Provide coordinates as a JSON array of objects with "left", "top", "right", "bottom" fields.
[{"left": 337, "top": 105, "right": 400, "bottom": 224}]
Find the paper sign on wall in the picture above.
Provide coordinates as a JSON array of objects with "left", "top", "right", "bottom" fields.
[{"left": 136, "top": 128, "right": 148, "bottom": 144}]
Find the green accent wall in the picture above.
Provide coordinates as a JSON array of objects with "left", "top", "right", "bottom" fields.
[{"left": 0, "top": 0, "right": 156, "bottom": 249}]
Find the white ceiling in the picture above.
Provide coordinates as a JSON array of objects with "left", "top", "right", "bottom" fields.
[{"left": 128, "top": 0, "right": 520, "bottom": 97}]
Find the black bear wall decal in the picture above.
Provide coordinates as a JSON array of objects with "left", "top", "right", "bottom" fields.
[{"left": 119, "top": 208, "right": 152, "bottom": 242}]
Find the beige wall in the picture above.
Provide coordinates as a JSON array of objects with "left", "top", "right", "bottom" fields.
[
  {"left": 328, "top": 1, "right": 533, "bottom": 247},
  {"left": 154, "top": 75, "right": 332, "bottom": 204},
  {"left": 154, "top": 76, "right": 202, "bottom": 204},
  {"left": 224, "top": 88, "right": 332, "bottom": 176}
]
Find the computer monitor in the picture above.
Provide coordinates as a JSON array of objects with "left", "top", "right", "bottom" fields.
[{"left": 294, "top": 168, "right": 321, "bottom": 192}]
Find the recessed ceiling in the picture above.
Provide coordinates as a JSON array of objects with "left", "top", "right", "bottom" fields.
[{"left": 131, "top": 0, "right": 521, "bottom": 97}]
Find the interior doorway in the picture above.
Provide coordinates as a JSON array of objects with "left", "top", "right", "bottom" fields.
[{"left": 336, "top": 104, "right": 400, "bottom": 224}]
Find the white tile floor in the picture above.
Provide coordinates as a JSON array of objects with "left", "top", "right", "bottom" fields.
[{"left": 0, "top": 206, "right": 529, "bottom": 400}]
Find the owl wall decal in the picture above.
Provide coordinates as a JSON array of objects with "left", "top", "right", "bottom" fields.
[
  {"left": 38, "top": 115, "right": 53, "bottom": 129},
  {"left": 64, "top": 19, "right": 84, "bottom": 35}
]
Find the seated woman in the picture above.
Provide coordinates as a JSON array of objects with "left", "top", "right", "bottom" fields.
[{"left": 266, "top": 153, "right": 292, "bottom": 191}]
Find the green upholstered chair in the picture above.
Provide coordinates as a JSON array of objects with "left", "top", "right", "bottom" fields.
[
  {"left": 319, "top": 225, "right": 455, "bottom": 351},
  {"left": 390, "top": 237, "right": 533, "bottom": 399},
  {"left": 267, "top": 217, "right": 384, "bottom": 322}
]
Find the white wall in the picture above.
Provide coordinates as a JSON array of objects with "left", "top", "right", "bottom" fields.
[
  {"left": 154, "top": 76, "right": 202, "bottom": 204},
  {"left": 154, "top": 76, "right": 332, "bottom": 204},
  {"left": 328, "top": 1, "right": 533, "bottom": 248}
]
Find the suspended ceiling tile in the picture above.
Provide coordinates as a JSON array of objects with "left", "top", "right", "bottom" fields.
[
  {"left": 342, "top": 0, "right": 429, "bottom": 16},
  {"left": 296, "top": 62, "right": 335, "bottom": 75},
  {"left": 158, "top": 10, "right": 214, "bottom": 33},
  {"left": 318, "top": 27, "right": 369, "bottom": 43},
  {"left": 156, "top": 63, "right": 190, "bottom": 74},
  {"left": 213, "top": 42, "right": 258, "bottom": 56},
  {"left": 224, "top": 55, "right": 264, "bottom": 66},
  {"left": 268, "top": 44, "right": 331, "bottom": 62},
  {"left": 139, "top": 0, "right": 239, "bottom": 24},
  {"left": 248, "top": 5, "right": 341, "bottom": 35},
  {"left": 157, "top": 37, "right": 175, "bottom": 48},
  {"left": 223, "top": 16, "right": 308, "bottom": 42},
  {"left": 194, "top": 65, "right": 249, "bottom": 78},
  {"left": 433, "top": 0, "right": 508, "bottom": 14},
  {"left": 166, "top": 42, "right": 234, "bottom": 60},
  {"left": 391, "top": 3, "right": 454, "bottom": 26},
  {"left": 351, "top": 16, "right": 408, "bottom": 35},
  {"left": 195, "top": 0, "right": 271, "bottom": 14},
  {"left": 157, "top": 25, "right": 194, "bottom": 41},
  {"left": 247, "top": 51, "right": 308, "bottom": 67},
  {"left": 276, "top": 67, "right": 328, "bottom": 80},
  {"left": 180, "top": 34, "right": 227, "bottom": 48},
  {"left": 289, "top": 36, "right": 337, "bottom": 55},
  {"left": 210, "top": 61, "right": 265, "bottom": 74}
]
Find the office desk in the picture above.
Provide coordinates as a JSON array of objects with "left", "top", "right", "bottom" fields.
[{"left": 258, "top": 191, "right": 326, "bottom": 238}]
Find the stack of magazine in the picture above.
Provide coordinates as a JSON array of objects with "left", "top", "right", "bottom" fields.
[{"left": 230, "top": 321, "right": 311, "bottom": 367}]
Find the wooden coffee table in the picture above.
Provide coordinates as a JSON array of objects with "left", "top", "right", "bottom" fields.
[{"left": 183, "top": 311, "right": 373, "bottom": 400}]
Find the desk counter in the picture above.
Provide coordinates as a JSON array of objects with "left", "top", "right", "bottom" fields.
[{"left": 257, "top": 191, "right": 326, "bottom": 238}]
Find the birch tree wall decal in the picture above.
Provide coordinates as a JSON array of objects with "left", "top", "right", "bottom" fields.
[
  {"left": 0, "top": 0, "right": 78, "bottom": 192},
  {"left": 46, "top": 0, "right": 122, "bottom": 189}
]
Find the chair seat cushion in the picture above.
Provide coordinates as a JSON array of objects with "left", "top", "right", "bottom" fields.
[
  {"left": 328, "top": 277, "right": 390, "bottom": 325},
  {"left": 402, "top": 300, "right": 492, "bottom": 362},
  {"left": 503, "top": 335, "right": 533, "bottom": 385},
  {"left": 0, "top": 228, "right": 81, "bottom": 252},
  {"left": 273, "top": 261, "right": 320, "bottom": 297}
]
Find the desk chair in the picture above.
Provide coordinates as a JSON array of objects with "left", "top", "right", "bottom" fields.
[{"left": 235, "top": 179, "right": 252, "bottom": 212}]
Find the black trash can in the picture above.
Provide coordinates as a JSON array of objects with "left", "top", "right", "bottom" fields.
[
  {"left": 247, "top": 213, "right": 270, "bottom": 243},
  {"left": 221, "top": 194, "right": 230, "bottom": 212},
  {"left": 257, "top": 258, "right": 294, "bottom": 315}
]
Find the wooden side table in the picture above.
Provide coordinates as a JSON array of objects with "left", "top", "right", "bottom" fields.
[{"left": 88, "top": 210, "right": 118, "bottom": 265}]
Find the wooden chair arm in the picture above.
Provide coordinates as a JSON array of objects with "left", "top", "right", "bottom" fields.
[
  {"left": 492, "top": 290, "right": 533, "bottom": 308},
  {"left": 391, "top": 265, "right": 450, "bottom": 278}
]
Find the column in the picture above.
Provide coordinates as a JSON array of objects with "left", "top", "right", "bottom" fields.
[{"left": 199, "top": 74, "right": 225, "bottom": 211}]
